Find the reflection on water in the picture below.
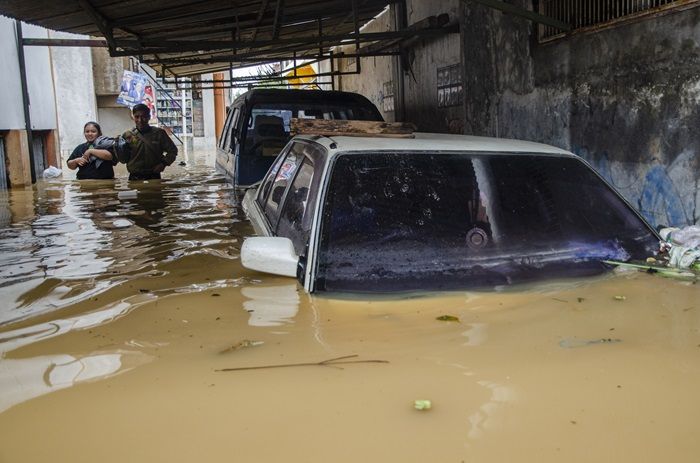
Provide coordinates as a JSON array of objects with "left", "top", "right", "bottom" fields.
[
  {"left": 242, "top": 284, "right": 300, "bottom": 326},
  {"left": 0, "top": 351, "right": 149, "bottom": 414},
  {"left": 1, "top": 151, "right": 700, "bottom": 462},
  {"left": 0, "top": 153, "right": 244, "bottom": 325}
]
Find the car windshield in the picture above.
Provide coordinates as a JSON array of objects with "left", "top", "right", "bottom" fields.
[{"left": 316, "top": 151, "right": 660, "bottom": 293}]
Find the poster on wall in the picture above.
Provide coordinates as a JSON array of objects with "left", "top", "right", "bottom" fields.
[
  {"left": 116, "top": 71, "right": 149, "bottom": 108},
  {"left": 143, "top": 85, "right": 156, "bottom": 115}
]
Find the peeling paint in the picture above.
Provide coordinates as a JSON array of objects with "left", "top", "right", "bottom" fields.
[{"left": 462, "top": 0, "right": 700, "bottom": 227}]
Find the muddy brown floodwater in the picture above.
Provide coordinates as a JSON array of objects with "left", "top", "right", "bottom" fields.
[{"left": 1, "top": 150, "right": 700, "bottom": 462}]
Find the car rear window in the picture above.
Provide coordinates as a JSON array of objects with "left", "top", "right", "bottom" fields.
[
  {"left": 315, "top": 152, "right": 659, "bottom": 293},
  {"left": 248, "top": 101, "right": 382, "bottom": 134}
]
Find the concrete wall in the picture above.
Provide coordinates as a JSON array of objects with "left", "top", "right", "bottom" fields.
[
  {"left": 333, "top": 9, "right": 396, "bottom": 121},
  {"left": 22, "top": 23, "right": 57, "bottom": 130},
  {"left": 332, "top": 1, "right": 463, "bottom": 130},
  {"left": 49, "top": 30, "right": 98, "bottom": 156},
  {"left": 462, "top": 2, "right": 700, "bottom": 227},
  {"left": 0, "top": 19, "right": 59, "bottom": 184},
  {"left": 92, "top": 47, "right": 129, "bottom": 95},
  {"left": 403, "top": 0, "right": 463, "bottom": 133},
  {"left": 92, "top": 47, "right": 133, "bottom": 137},
  {"left": 0, "top": 19, "right": 57, "bottom": 131},
  {"left": 0, "top": 17, "right": 25, "bottom": 129}
]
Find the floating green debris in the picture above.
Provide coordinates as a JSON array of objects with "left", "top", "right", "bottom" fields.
[
  {"left": 414, "top": 399, "right": 432, "bottom": 411},
  {"left": 603, "top": 260, "right": 698, "bottom": 281},
  {"left": 436, "top": 315, "right": 460, "bottom": 322},
  {"left": 614, "top": 295, "right": 626, "bottom": 301}
]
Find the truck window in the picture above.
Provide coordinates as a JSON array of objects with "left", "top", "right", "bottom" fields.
[{"left": 221, "top": 107, "right": 240, "bottom": 152}]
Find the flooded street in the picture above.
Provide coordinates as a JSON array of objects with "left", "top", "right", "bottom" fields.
[{"left": 1, "top": 151, "right": 700, "bottom": 462}]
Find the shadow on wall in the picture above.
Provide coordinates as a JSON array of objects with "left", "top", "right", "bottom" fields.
[{"left": 574, "top": 147, "right": 699, "bottom": 228}]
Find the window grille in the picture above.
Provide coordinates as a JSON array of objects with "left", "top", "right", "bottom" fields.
[
  {"left": 382, "top": 81, "right": 395, "bottom": 112},
  {"left": 538, "top": 0, "right": 699, "bottom": 41}
]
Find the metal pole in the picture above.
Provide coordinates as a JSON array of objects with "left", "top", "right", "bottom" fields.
[
  {"left": 392, "top": 1, "right": 407, "bottom": 122},
  {"left": 330, "top": 50, "right": 335, "bottom": 90},
  {"left": 15, "top": 20, "right": 36, "bottom": 184}
]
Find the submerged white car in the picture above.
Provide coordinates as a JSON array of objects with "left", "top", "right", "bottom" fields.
[{"left": 241, "top": 132, "right": 660, "bottom": 293}]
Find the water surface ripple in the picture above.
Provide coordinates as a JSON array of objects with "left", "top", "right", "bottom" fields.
[{"left": 0, "top": 161, "right": 247, "bottom": 326}]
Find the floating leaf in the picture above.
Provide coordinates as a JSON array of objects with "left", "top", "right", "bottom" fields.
[
  {"left": 414, "top": 399, "right": 432, "bottom": 411},
  {"left": 613, "top": 295, "right": 626, "bottom": 301},
  {"left": 436, "top": 315, "right": 460, "bottom": 322}
]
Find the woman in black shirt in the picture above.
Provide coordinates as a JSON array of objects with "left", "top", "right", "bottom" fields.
[{"left": 66, "top": 122, "right": 117, "bottom": 179}]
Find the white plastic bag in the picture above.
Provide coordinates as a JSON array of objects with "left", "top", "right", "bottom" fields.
[{"left": 42, "top": 166, "right": 62, "bottom": 178}]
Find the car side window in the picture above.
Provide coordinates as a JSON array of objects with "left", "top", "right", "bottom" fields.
[
  {"left": 262, "top": 143, "right": 305, "bottom": 228},
  {"left": 221, "top": 107, "right": 240, "bottom": 152},
  {"left": 276, "top": 159, "right": 315, "bottom": 254},
  {"left": 257, "top": 144, "right": 293, "bottom": 209},
  {"left": 218, "top": 108, "right": 233, "bottom": 149}
]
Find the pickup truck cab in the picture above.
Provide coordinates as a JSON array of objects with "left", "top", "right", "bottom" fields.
[
  {"left": 216, "top": 89, "right": 383, "bottom": 188},
  {"left": 241, "top": 131, "right": 660, "bottom": 294}
]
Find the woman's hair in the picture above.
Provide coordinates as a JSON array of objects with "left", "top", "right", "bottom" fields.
[{"left": 83, "top": 121, "right": 102, "bottom": 136}]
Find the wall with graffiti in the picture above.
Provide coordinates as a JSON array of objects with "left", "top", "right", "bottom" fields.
[{"left": 461, "top": 1, "right": 700, "bottom": 228}]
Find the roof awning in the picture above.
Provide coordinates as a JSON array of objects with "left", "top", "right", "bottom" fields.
[{"left": 1, "top": 0, "right": 458, "bottom": 79}]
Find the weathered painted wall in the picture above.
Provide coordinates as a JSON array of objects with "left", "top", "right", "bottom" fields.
[
  {"left": 92, "top": 47, "right": 129, "bottom": 96},
  {"left": 0, "top": 17, "right": 25, "bottom": 129},
  {"left": 462, "top": 2, "right": 700, "bottom": 227},
  {"left": 332, "top": 1, "right": 463, "bottom": 128},
  {"left": 403, "top": 0, "right": 463, "bottom": 133},
  {"left": 332, "top": 8, "right": 396, "bottom": 121},
  {"left": 0, "top": 19, "right": 57, "bottom": 131},
  {"left": 49, "top": 30, "right": 98, "bottom": 156},
  {"left": 22, "top": 23, "right": 57, "bottom": 130}
]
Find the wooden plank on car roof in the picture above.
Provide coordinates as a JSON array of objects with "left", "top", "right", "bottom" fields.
[{"left": 291, "top": 119, "right": 416, "bottom": 138}]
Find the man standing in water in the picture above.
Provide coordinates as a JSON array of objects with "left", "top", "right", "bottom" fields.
[{"left": 121, "top": 103, "right": 178, "bottom": 180}]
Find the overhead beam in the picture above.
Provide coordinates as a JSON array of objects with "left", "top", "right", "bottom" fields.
[
  {"left": 77, "top": 0, "right": 118, "bottom": 49},
  {"left": 272, "top": 0, "right": 285, "bottom": 39},
  {"left": 22, "top": 38, "right": 108, "bottom": 47},
  {"left": 109, "top": 26, "right": 457, "bottom": 57},
  {"left": 250, "top": 0, "right": 271, "bottom": 43},
  {"left": 132, "top": 7, "right": 382, "bottom": 42},
  {"left": 142, "top": 51, "right": 400, "bottom": 69},
  {"left": 145, "top": 50, "right": 400, "bottom": 66},
  {"left": 463, "top": 0, "right": 571, "bottom": 31}
]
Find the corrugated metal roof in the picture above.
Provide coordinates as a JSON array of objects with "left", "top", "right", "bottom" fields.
[{"left": 0, "top": 0, "right": 401, "bottom": 77}]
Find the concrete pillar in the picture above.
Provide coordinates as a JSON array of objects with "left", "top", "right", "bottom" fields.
[
  {"left": 4, "top": 129, "right": 32, "bottom": 186},
  {"left": 45, "top": 129, "right": 60, "bottom": 167},
  {"left": 213, "top": 72, "right": 226, "bottom": 145}
]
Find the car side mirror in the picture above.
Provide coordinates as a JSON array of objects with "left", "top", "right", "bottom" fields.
[{"left": 241, "top": 237, "right": 298, "bottom": 277}]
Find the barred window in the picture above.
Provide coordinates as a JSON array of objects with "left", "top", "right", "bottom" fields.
[
  {"left": 538, "top": 0, "right": 698, "bottom": 41},
  {"left": 437, "top": 64, "right": 463, "bottom": 108},
  {"left": 382, "top": 81, "right": 395, "bottom": 113}
]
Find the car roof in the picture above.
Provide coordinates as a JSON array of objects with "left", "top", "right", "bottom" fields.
[
  {"left": 295, "top": 132, "right": 574, "bottom": 157},
  {"left": 233, "top": 88, "right": 379, "bottom": 106}
]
